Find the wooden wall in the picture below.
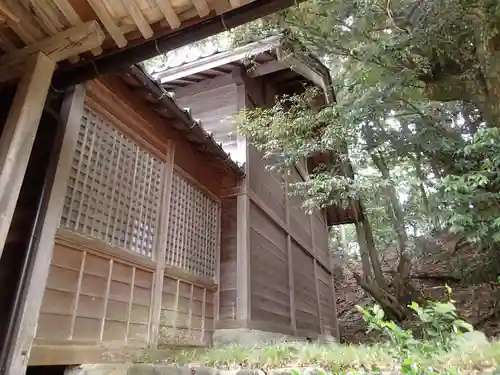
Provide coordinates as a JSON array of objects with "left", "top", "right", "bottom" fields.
[
  {"left": 29, "top": 77, "right": 228, "bottom": 365},
  {"left": 174, "top": 70, "right": 339, "bottom": 339},
  {"left": 173, "top": 73, "right": 245, "bottom": 164}
]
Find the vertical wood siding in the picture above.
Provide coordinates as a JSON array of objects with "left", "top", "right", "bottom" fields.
[
  {"left": 249, "top": 202, "right": 290, "bottom": 326},
  {"left": 291, "top": 240, "right": 320, "bottom": 333},
  {"left": 174, "top": 81, "right": 244, "bottom": 163},
  {"left": 219, "top": 197, "right": 237, "bottom": 320}
]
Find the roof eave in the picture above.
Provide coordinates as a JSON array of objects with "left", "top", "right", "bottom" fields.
[{"left": 128, "top": 65, "right": 245, "bottom": 177}]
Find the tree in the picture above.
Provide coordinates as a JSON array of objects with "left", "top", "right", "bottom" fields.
[{"left": 235, "top": 0, "right": 500, "bottom": 321}]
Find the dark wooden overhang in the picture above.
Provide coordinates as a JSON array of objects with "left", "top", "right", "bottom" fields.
[{"left": 0, "top": 0, "right": 296, "bottom": 86}]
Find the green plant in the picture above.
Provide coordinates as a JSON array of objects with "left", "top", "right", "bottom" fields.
[
  {"left": 356, "top": 304, "right": 418, "bottom": 353},
  {"left": 357, "top": 293, "right": 473, "bottom": 356}
]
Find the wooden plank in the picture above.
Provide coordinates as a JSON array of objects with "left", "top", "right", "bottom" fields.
[
  {"left": 150, "top": 141, "right": 175, "bottom": 347},
  {"left": 247, "top": 59, "right": 287, "bottom": 78},
  {"left": 313, "top": 259, "right": 323, "bottom": 335},
  {"left": 121, "top": 0, "right": 154, "bottom": 39},
  {"left": 0, "top": 1, "right": 19, "bottom": 23},
  {"left": 236, "top": 194, "right": 251, "bottom": 321},
  {"left": 0, "top": 52, "right": 55, "bottom": 259},
  {"left": 52, "top": 0, "right": 103, "bottom": 56},
  {"left": 191, "top": 0, "right": 210, "bottom": 17},
  {"left": 3, "top": 0, "right": 45, "bottom": 43},
  {"left": 87, "top": 0, "right": 127, "bottom": 48},
  {"left": 154, "top": 0, "right": 181, "bottom": 29},
  {"left": 287, "top": 236, "right": 296, "bottom": 333},
  {"left": 212, "top": 0, "right": 231, "bottom": 14},
  {"left": 0, "top": 21, "right": 105, "bottom": 82},
  {"left": 6, "top": 83, "right": 86, "bottom": 375},
  {"left": 69, "top": 251, "right": 87, "bottom": 338},
  {"left": 100, "top": 259, "right": 114, "bottom": 340}
]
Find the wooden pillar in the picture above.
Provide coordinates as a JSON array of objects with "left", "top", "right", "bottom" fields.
[
  {"left": 0, "top": 52, "right": 56, "bottom": 260},
  {"left": 6, "top": 84, "right": 86, "bottom": 375},
  {"left": 150, "top": 140, "right": 175, "bottom": 347},
  {"left": 236, "top": 193, "right": 251, "bottom": 323}
]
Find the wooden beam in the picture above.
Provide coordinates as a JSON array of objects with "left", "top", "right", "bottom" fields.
[
  {"left": 87, "top": 0, "right": 127, "bottom": 48},
  {"left": 150, "top": 140, "right": 175, "bottom": 347},
  {"left": 191, "top": 0, "right": 210, "bottom": 18},
  {"left": 3, "top": 0, "right": 45, "bottom": 44},
  {"left": 4, "top": 81, "right": 86, "bottom": 375},
  {"left": 0, "top": 21, "right": 105, "bottom": 82},
  {"left": 52, "top": 0, "right": 103, "bottom": 56},
  {"left": 0, "top": 52, "right": 55, "bottom": 260},
  {"left": 236, "top": 194, "right": 251, "bottom": 322},
  {"left": 157, "top": 35, "right": 283, "bottom": 83},
  {"left": 154, "top": 0, "right": 181, "bottom": 29},
  {"left": 213, "top": 0, "right": 232, "bottom": 14},
  {"left": 248, "top": 59, "right": 287, "bottom": 78},
  {"left": 121, "top": 0, "right": 154, "bottom": 39},
  {"left": 0, "top": 1, "right": 19, "bottom": 24}
]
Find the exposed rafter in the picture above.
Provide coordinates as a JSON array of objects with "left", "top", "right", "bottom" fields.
[
  {"left": 87, "top": 0, "right": 127, "bottom": 48},
  {"left": 154, "top": 0, "right": 181, "bottom": 29},
  {"left": 0, "top": 21, "right": 105, "bottom": 82},
  {"left": 121, "top": 0, "right": 154, "bottom": 39}
]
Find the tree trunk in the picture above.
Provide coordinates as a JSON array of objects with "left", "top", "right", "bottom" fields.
[{"left": 371, "top": 152, "right": 408, "bottom": 256}]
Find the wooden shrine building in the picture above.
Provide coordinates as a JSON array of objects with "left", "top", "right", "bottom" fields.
[
  {"left": 0, "top": 1, "right": 303, "bottom": 374},
  {"left": 153, "top": 35, "right": 340, "bottom": 345}
]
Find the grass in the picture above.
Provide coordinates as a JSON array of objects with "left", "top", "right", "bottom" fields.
[{"left": 154, "top": 341, "right": 500, "bottom": 373}]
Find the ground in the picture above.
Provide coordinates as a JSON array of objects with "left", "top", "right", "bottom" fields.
[{"left": 146, "top": 341, "right": 500, "bottom": 374}]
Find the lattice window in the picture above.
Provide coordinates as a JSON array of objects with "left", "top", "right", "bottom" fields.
[
  {"left": 60, "top": 106, "right": 164, "bottom": 259},
  {"left": 165, "top": 172, "right": 219, "bottom": 279}
]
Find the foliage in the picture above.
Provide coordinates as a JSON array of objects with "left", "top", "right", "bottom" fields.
[
  {"left": 232, "top": 0, "right": 500, "bottom": 286},
  {"left": 160, "top": 340, "right": 500, "bottom": 374},
  {"left": 356, "top": 291, "right": 474, "bottom": 356}
]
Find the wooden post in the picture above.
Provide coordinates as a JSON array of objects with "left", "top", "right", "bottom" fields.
[
  {"left": 236, "top": 194, "right": 251, "bottom": 322},
  {"left": 0, "top": 52, "right": 56, "bottom": 260},
  {"left": 150, "top": 140, "right": 175, "bottom": 347},
  {"left": 6, "top": 84, "right": 86, "bottom": 375}
]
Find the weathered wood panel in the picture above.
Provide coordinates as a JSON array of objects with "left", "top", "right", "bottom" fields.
[
  {"left": 316, "top": 264, "right": 337, "bottom": 338},
  {"left": 219, "top": 197, "right": 237, "bottom": 320},
  {"left": 288, "top": 167, "right": 312, "bottom": 249},
  {"left": 291, "top": 240, "right": 320, "bottom": 334},
  {"left": 174, "top": 82, "right": 243, "bottom": 163},
  {"left": 312, "top": 208, "right": 330, "bottom": 266},
  {"left": 248, "top": 145, "right": 286, "bottom": 223},
  {"left": 249, "top": 202, "right": 290, "bottom": 326},
  {"left": 159, "top": 276, "right": 215, "bottom": 346},
  {"left": 36, "top": 239, "right": 154, "bottom": 346}
]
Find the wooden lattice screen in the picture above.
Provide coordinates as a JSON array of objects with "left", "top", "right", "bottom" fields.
[
  {"left": 165, "top": 172, "right": 219, "bottom": 279},
  {"left": 60, "top": 106, "right": 164, "bottom": 259}
]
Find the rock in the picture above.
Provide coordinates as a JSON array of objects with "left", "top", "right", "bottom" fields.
[
  {"left": 456, "top": 330, "right": 489, "bottom": 349},
  {"left": 128, "top": 364, "right": 191, "bottom": 375},
  {"left": 269, "top": 368, "right": 328, "bottom": 375},
  {"left": 219, "top": 370, "right": 266, "bottom": 375},
  {"left": 191, "top": 367, "right": 220, "bottom": 375}
]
